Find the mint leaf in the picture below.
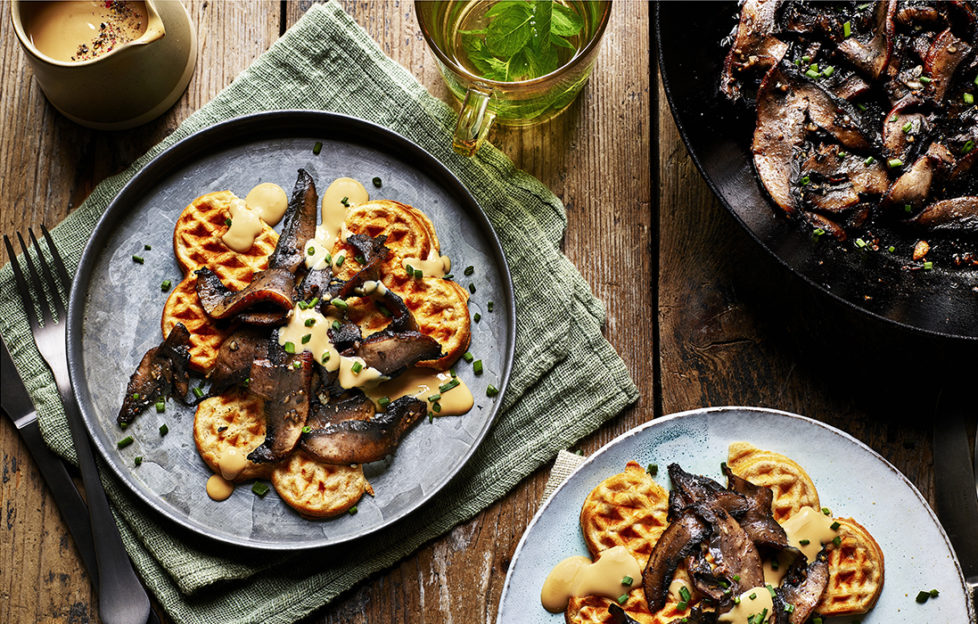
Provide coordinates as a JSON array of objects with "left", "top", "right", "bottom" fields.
[
  {"left": 506, "top": 49, "right": 531, "bottom": 81},
  {"left": 462, "top": 34, "right": 508, "bottom": 79},
  {"left": 485, "top": 0, "right": 530, "bottom": 20},
  {"left": 551, "top": 3, "right": 584, "bottom": 36},
  {"left": 550, "top": 33, "right": 576, "bottom": 50},
  {"left": 525, "top": 41, "right": 559, "bottom": 77},
  {"left": 530, "top": 1, "right": 553, "bottom": 52},
  {"left": 486, "top": 7, "right": 533, "bottom": 58}
]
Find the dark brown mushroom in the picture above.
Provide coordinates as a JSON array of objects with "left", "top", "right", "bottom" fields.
[
  {"left": 246, "top": 352, "right": 314, "bottom": 463},
  {"left": 693, "top": 502, "right": 765, "bottom": 609},
  {"left": 924, "top": 29, "right": 973, "bottom": 102},
  {"left": 720, "top": 0, "right": 788, "bottom": 100},
  {"left": 117, "top": 323, "right": 193, "bottom": 425},
  {"left": 300, "top": 396, "right": 426, "bottom": 464},
  {"left": 776, "top": 555, "right": 830, "bottom": 624},
  {"left": 355, "top": 330, "right": 442, "bottom": 377},
  {"left": 667, "top": 464, "right": 749, "bottom": 521},
  {"left": 207, "top": 327, "right": 269, "bottom": 395},
  {"left": 267, "top": 169, "right": 319, "bottom": 273},
  {"left": 642, "top": 509, "right": 709, "bottom": 612},
  {"left": 910, "top": 196, "right": 978, "bottom": 233},
  {"left": 837, "top": 0, "right": 897, "bottom": 80},
  {"left": 194, "top": 266, "right": 295, "bottom": 322},
  {"left": 723, "top": 464, "right": 790, "bottom": 551},
  {"left": 882, "top": 142, "right": 955, "bottom": 210}
]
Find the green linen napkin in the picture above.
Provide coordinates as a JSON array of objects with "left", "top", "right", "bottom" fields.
[{"left": 0, "top": 3, "right": 638, "bottom": 623}]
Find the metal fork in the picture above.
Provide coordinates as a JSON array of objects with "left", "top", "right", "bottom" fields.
[{"left": 4, "top": 227, "right": 151, "bottom": 624}]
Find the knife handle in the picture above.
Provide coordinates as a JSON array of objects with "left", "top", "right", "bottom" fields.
[{"left": 15, "top": 412, "right": 99, "bottom": 582}]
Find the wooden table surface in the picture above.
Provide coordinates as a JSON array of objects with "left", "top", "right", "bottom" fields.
[{"left": 1, "top": 2, "right": 972, "bottom": 623}]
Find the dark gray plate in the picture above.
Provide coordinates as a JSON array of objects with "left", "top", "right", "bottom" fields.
[{"left": 67, "top": 111, "right": 515, "bottom": 550}]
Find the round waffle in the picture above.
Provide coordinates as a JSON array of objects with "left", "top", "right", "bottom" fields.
[
  {"left": 339, "top": 199, "right": 439, "bottom": 278},
  {"left": 727, "top": 442, "right": 820, "bottom": 523},
  {"left": 816, "top": 517, "right": 884, "bottom": 616},
  {"left": 163, "top": 191, "right": 278, "bottom": 372},
  {"left": 193, "top": 389, "right": 272, "bottom": 481},
  {"left": 579, "top": 461, "right": 670, "bottom": 566},
  {"left": 388, "top": 275, "right": 471, "bottom": 369},
  {"left": 566, "top": 590, "right": 691, "bottom": 624},
  {"left": 162, "top": 276, "right": 232, "bottom": 373},
  {"left": 271, "top": 451, "right": 372, "bottom": 519}
]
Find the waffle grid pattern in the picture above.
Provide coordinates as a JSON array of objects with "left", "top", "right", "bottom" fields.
[
  {"left": 271, "top": 451, "right": 371, "bottom": 518},
  {"left": 193, "top": 389, "right": 272, "bottom": 481},
  {"left": 727, "top": 441, "right": 820, "bottom": 522},
  {"left": 817, "top": 517, "right": 885, "bottom": 616}
]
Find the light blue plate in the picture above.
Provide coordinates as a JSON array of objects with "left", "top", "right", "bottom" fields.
[{"left": 497, "top": 407, "right": 975, "bottom": 624}]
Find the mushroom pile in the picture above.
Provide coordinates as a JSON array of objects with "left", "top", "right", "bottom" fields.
[{"left": 723, "top": 0, "right": 978, "bottom": 268}]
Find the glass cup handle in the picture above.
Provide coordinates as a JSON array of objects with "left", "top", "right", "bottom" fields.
[{"left": 452, "top": 86, "right": 495, "bottom": 157}]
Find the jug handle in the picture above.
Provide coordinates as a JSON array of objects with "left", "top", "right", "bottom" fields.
[{"left": 452, "top": 86, "right": 495, "bottom": 157}]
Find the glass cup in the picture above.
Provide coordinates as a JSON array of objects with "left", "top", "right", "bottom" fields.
[{"left": 416, "top": 0, "right": 612, "bottom": 156}]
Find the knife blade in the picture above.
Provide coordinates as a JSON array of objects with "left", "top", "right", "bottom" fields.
[
  {"left": 932, "top": 384, "right": 978, "bottom": 615},
  {"left": 1, "top": 336, "right": 98, "bottom": 581}
]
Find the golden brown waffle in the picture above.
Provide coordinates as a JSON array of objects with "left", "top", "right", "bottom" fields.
[
  {"left": 566, "top": 590, "right": 692, "bottom": 624},
  {"left": 816, "top": 517, "right": 885, "bottom": 616},
  {"left": 271, "top": 451, "right": 372, "bottom": 519},
  {"left": 163, "top": 191, "right": 278, "bottom": 372},
  {"left": 579, "top": 461, "right": 670, "bottom": 566},
  {"left": 390, "top": 275, "right": 471, "bottom": 369},
  {"left": 338, "top": 199, "right": 439, "bottom": 279},
  {"left": 172, "top": 191, "right": 278, "bottom": 278},
  {"left": 193, "top": 389, "right": 272, "bottom": 481},
  {"left": 162, "top": 276, "right": 232, "bottom": 373},
  {"left": 727, "top": 442, "right": 820, "bottom": 522}
]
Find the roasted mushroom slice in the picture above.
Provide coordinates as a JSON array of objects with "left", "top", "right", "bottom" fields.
[
  {"left": 694, "top": 503, "right": 765, "bottom": 609},
  {"left": 924, "top": 28, "right": 973, "bottom": 102},
  {"left": 207, "top": 327, "right": 269, "bottom": 395},
  {"left": 643, "top": 509, "right": 709, "bottom": 612},
  {"left": 668, "top": 464, "right": 749, "bottom": 520},
  {"left": 753, "top": 66, "right": 809, "bottom": 214},
  {"left": 776, "top": 555, "right": 830, "bottom": 624},
  {"left": 607, "top": 604, "right": 643, "bottom": 624},
  {"left": 720, "top": 0, "right": 787, "bottom": 100},
  {"left": 246, "top": 352, "right": 314, "bottom": 463},
  {"left": 910, "top": 196, "right": 978, "bottom": 233},
  {"left": 117, "top": 323, "right": 193, "bottom": 425},
  {"left": 837, "top": 0, "right": 896, "bottom": 80},
  {"left": 330, "top": 234, "right": 391, "bottom": 300},
  {"left": 300, "top": 396, "right": 427, "bottom": 464},
  {"left": 723, "top": 464, "right": 790, "bottom": 551},
  {"left": 194, "top": 266, "right": 295, "bottom": 322},
  {"left": 355, "top": 330, "right": 442, "bottom": 377},
  {"left": 882, "top": 142, "right": 955, "bottom": 210},
  {"left": 267, "top": 168, "right": 319, "bottom": 273}
]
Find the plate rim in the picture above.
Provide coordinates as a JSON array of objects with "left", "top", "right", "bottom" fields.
[
  {"left": 653, "top": 3, "right": 978, "bottom": 344},
  {"left": 66, "top": 109, "right": 517, "bottom": 550},
  {"left": 496, "top": 405, "right": 974, "bottom": 623}
]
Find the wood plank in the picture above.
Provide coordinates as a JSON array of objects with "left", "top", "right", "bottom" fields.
[
  {"left": 283, "top": 1, "right": 651, "bottom": 623},
  {"left": 0, "top": 3, "right": 279, "bottom": 623}
]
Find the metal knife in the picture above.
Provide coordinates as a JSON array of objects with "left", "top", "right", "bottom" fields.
[
  {"left": 932, "top": 384, "right": 978, "bottom": 616},
  {"left": 1, "top": 335, "right": 98, "bottom": 581}
]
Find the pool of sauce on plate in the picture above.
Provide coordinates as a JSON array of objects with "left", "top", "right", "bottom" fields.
[
  {"left": 365, "top": 368, "right": 473, "bottom": 416},
  {"left": 403, "top": 253, "right": 451, "bottom": 278},
  {"left": 781, "top": 506, "right": 838, "bottom": 561},
  {"left": 206, "top": 474, "right": 234, "bottom": 501},
  {"left": 24, "top": 1, "right": 148, "bottom": 62},
  {"left": 245, "top": 182, "right": 288, "bottom": 226},
  {"left": 222, "top": 198, "right": 265, "bottom": 253},
  {"left": 540, "top": 545, "right": 641, "bottom": 613},
  {"left": 718, "top": 586, "right": 775, "bottom": 623}
]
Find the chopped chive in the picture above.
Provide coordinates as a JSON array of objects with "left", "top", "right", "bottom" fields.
[
  {"left": 243, "top": 377, "right": 251, "bottom": 386},
  {"left": 442, "top": 273, "right": 454, "bottom": 279},
  {"left": 676, "top": 601, "right": 688, "bottom": 611},
  {"left": 963, "top": 139, "right": 975, "bottom": 155},
  {"left": 313, "top": 141, "right": 322, "bottom": 155},
  {"left": 469, "top": 283, "right": 476, "bottom": 294},
  {"left": 120, "top": 422, "right": 127, "bottom": 429},
  {"left": 733, "top": 596, "right": 741, "bottom": 604},
  {"left": 132, "top": 392, "right": 140, "bottom": 400},
  {"left": 616, "top": 595, "right": 628, "bottom": 605},
  {"left": 887, "top": 158, "right": 904, "bottom": 168},
  {"left": 679, "top": 585, "right": 691, "bottom": 602},
  {"left": 301, "top": 334, "right": 311, "bottom": 344},
  {"left": 830, "top": 521, "right": 841, "bottom": 530},
  {"left": 888, "top": 246, "right": 896, "bottom": 253},
  {"left": 916, "top": 591, "right": 931, "bottom": 603},
  {"left": 749, "top": 593, "right": 757, "bottom": 600},
  {"left": 428, "top": 393, "right": 442, "bottom": 402},
  {"left": 918, "top": 75, "right": 932, "bottom": 84},
  {"left": 923, "top": 261, "right": 934, "bottom": 270},
  {"left": 813, "top": 618, "right": 823, "bottom": 624},
  {"left": 225, "top": 218, "right": 232, "bottom": 226},
  {"left": 405, "top": 264, "right": 415, "bottom": 274},
  {"left": 487, "top": 301, "right": 494, "bottom": 312},
  {"left": 331, "top": 298, "right": 348, "bottom": 310},
  {"left": 132, "top": 255, "right": 144, "bottom": 264},
  {"left": 813, "top": 228, "right": 826, "bottom": 238},
  {"left": 428, "top": 412, "right": 434, "bottom": 423},
  {"left": 432, "top": 402, "right": 441, "bottom": 413},
  {"left": 930, "top": 589, "right": 939, "bottom": 597},
  {"left": 857, "top": 103, "right": 867, "bottom": 111},
  {"left": 864, "top": 156, "right": 875, "bottom": 165},
  {"left": 355, "top": 254, "right": 366, "bottom": 265},
  {"left": 800, "top": 175, "right": 811, "bottom": 186},
  {"left": 474, "top": 313, "right": 481, "bottom": 323},
  {"left": 302, "top": 426, "right": 311, "bottom": 433},
  {"left": 802, "top": 56, "right": 811, "bottom": 63},
  {"left": 902, "top": 122, "right": 913, "bottom": 133},
  {"left": 732, "top": 574, "right": 741, "bottom": 582},
  {"left": 117, "top": 436, "right": 134, "bottom": 449},
  {"left": 252, "top": 482, "right": 270, "bottom": 497},
  {"left": 647, "top": 463, "right": 658, "bottom": 476},
  {"left": 284, "top": 341, "right": 296, "bottom": 354},
  {"left": 822, "top": 66, "right": 835, "bottom": 77},
  {"left": 451, "top": 368, "right": 457, "bottom": 378},
  {"left": 439, "top": 379, "right": 460, "bottom": 393},
  {"left": 159, "top": 423, "right": 169, "bottom": 436},
  {"left": 307, "top": 246, "right": 315, "bottom": 255},
  {"left": 378, "top": 397, "right": 391, "bottom": 408},
  {"left": 766, "top": 585, "right": 776, "bottom": 598},
  {"left": 372, "top": 177, "right": 382, "bottom": 187},
  {"left": 305, "top": 318, "right": 315, "bottom": 327},
  {"left": 975, "top": 74, "right": 978, "bottom": 86},
  {"left": 473, "top": 360, "right": 484, "bottom": 375},
  {"left": 621, "top": 576, "right": 633, "bottom": 586},
  {"left": 161, "top": 279, "right": 172, "bottom": 291},
  {"left": 292, "top": 361, "right": 301, "bottom": 369},
  {"left": 784, "top": 604, "right": 796, "bottom": 614},
  {"left": 348, "top": 505, "right": 358, "bottom": 515},
  {"left": 843, "top": 20, "right": 852, "bottom": 37},
  {"left": 486, "top": 384, "right": 499, "bottom": 397},
  {"left": 155, "top": 401, "right": 165, "bottom": 413},
  {"left": 832, "top": 536, "right": 843, "bottom": 546},
  {"left": 144, "top": 244, "right": 152, "bottom": 250},
  {"left": 340, "top": 196, "right": 350, "bottom": 207},
  {"left": 134, "top": 456, "right": 142, "bottom": 466},
  {"left": 335, "top": 254, "right": 345, "bottom": 266},
  {"left": 805, "top": 69, "right": 820, "bottom": 80},
  {"left": 965, "top": 93, "right": 975, "bottom": 105},
  {"left": 799, "top": 539, "right": 811, "bottom": 545},
  {"left": 905, "top": 204, "right": 913, "bottom": 213},
  {"left": 351, "top": 361, "right": 363, "bottom": 374},
  {"left": 855, "top": 238, "right": 867, "bottom": 248},
  {"left": 414, "top": 269, "right": 424, "bottom": 279},
  {"left": 324, "top": 253, "right": 332, "bottom": 265},
  {"left": 321, "top": 352, "right": 330, "bottom": 363},
  {"left": 463, "top": 351, "right": 474, "bottom": 363},
  {"left": 464, "top": 265, "right": 474, "bottom": 276},
  {"left": 193, "top": 386, "right": 204, "bottom": 398},
  {"left": 331, "top": 320, "right": 341, "bottom": 330},
  {"left": 822, "top": 507, "right": 831, "bottom": 515},
  {"left": 837, "top": 151, "right": 847, "bottom": 158}
]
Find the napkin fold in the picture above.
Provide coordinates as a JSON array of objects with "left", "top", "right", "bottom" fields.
[{"left": 0, "top": 3, "right": 638, "bottom": 623}]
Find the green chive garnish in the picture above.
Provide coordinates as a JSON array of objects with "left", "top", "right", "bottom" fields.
[
  {"left": 784, "top": 604, "right": 795, "bottom": 613},
  {"left": 963, "top": 140, "right": 975, "bottom": 155},
  {"left": 822, "top": 507, "right": 831, "bottom": 515},
  {"left": 965, "top": 93, "right": 975, "bottom": 105},
  {"left": 301, "top": 334, "right": 311, "bottom": 344},
  {"left": 428, "top": 393, "right": 442, "bottom": 402},
  {"left": 469, "top": 283, "right": 476, "bottom": 294},
  {"left": 749, "top": 593, "right": 757, "bottom": 600},
  {"left": 864, "top": 156, "right": 875, "bottom": 165},
  {"left": 474, "top": 313, "right": 481, "bottom": 323},
  {"left": 463, "top": 351, "right": 474, "bottom": 363},
  {"left": 676, "top": 601, "right": 688, "bottom": 611},
  {"left": 155, "top": 401, "right": 165, "bottom": 413},
  {"left": 132, "top": 255, "right": 144, "bottom": 264},
  {"left": 832, "top": 536, "right": 842, "bottom": 546},
  {"left": 473, "top": 360, "right": 484, "bottom": 375},
  {"left": 161, "top": 280, "right": 171, "bottom": 291},
  {"left": 647, "top": 463, "right": 658, "bottom": 476},
  {"left": 321, "top": 352, "right": 330, "bottom": 363},
  {"left": 117, "top": 436, "right": 134, "bottom": 449},
  {"left": 414, "top": 269, "right": 424, "bottom": 279},
  {"left": 918, "top": 75, "right": 932, "bottom": 84},
  {"left": 487, "top": 301, "right": 494, "bottom": 312},
  {"left": 305, "top": 318, "right": 315, "bottom": 327},
  {"left": 855, "top": 238, "right": 867, "bottom": 248},
  {"left": 372, "top": 177, "right": 382, "bottom": 188},
  {"left": 843, "top": 21, "right": 852, "bottom": 37},
  {"left": 331, "top": 320, "right": 341, "bottom": 330},
  {"left": 902, "top": 122, "right": 913, "bottom": 133},
  {"left": 335, "top": 254, "right": 345, "bottom": 266},
  {"left": 766, "top": 585, "right": 776, "bottom": 598},
  {"left": 621, "top": 576, "right": 633, "bottom": 586},
  {"left": 732, "top": 574, "right": 741, "bottom": 582},
  {"left": 132, "top": 392, "right": 140, "bottom": 400},
  {"left": 888, "top": 246, "right": 895, "bottom": 253},
  {"left": 252, "top": 482, "right": 270, "bottom": 497},
  {"left": 486, "top": 384, "right": 499, "bottom": 397},
  {"left": 799, "top": 539, "right": 810, "bottom": 545},
  {"left": 355, "top": 255, "right": 366, "bottom": 265},
  {"left": 464, "top": 266, "right": 474, "bottom": 276},
  {"left": 923, "top": 261, "right": 934, "bottom": 270},
  {"left": 679, "top": 586, "right": 691, "bottom": 602},
  {"left": 378, "top": 397, "right": 390, "bottom": 408},
  {"left": 225, "top": 218, "right": 232, "bottom": 226},
  {"left": 830, "top": 521, "right": 841, "bottom": 530},
  {"left": 822, "top": 66, "right": 835, "bottom": 77},
  {"left": 351, "top": 361, "right": 363, "bottom": 374},
  {"left": 888, "top": 158, "right": 903, "bottom": 168},
  {"left": 159, "top": 423, "right": 169, "bottom": 436},
  {"left": 331, "top": 298, "right": 348, "bottom": 310},
  {"left": 432, "top": 402, "right": 441, "bottom": 413},
  {"left": 193, "top": 386, "right": 204, "bottom": 398},
  {"left": 134, "top": 456, "right": 142, "bottom": 466},
  {"left": 805, "top": 69, "right": 820, "bottom": 80},
  {"left": 284, "top": 341, "right": 296, "bottom": 354},
  {"left": 616, "top": 595, "right": 627, "bottom": 605},
  {"left": 302, "top": 426, "right": 311, "bottom": 433},
  {"left": 348, "top": 505, "right": 358, "bottom": 515},
  {"left": 405, "top": 264, "right": 415, "bottom": 274},
  {"left": 916, "top": 591, "right": 931, "bottom": 603},
  {"left": 313, "top": 141, "right": 322, "bottom": 155},
  {"left": 439, "top": 379, "right": 460, "bottom": 393},
  {"left": 930, "top": 589, "right": 939, "bottom": 597},
  {"left": 307, "top": 246, "right": 315, "bottom": 255},
  {"left": 340, "top": 196, "right": 350, "bottom": 207},
  {"left": 292, "top": 361, "right": 301, "bottom": 370}
]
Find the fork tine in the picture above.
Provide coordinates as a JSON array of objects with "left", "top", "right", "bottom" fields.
[
  {"left": 16, "top": 232, "right": 54, "bottom": 327},
  {"left": 3, "top": 235, "right": 41, "bottom": 332},
  {"left": 41, "top": 225, "right": 72, "bottom": 295},
  {"left": 29, "top": 228, "right": 67, "bottom": 321}
]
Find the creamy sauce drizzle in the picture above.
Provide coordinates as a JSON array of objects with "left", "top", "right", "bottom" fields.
[
  {"left": 718, "top": 586, "right": 775, "bottom": 624},
  {"left": 222, "top": 198, "right": 265, "bottom": 253},
  {"left": 217, "top": 449, "right": 248, "bottom": 481},
  {"left": 781, "top": 506, "right": 839, "bottom": 562},
  {"left": 245, "top": 182, "right": 288, "bottom": 226},
  {"left": 337, "top": 355, "right": 385, "bottom": 389},
  {"left": 206, "top": 474, "right": 234, "bottom": 501},
  {"left": 305, "top": 178, "right": 369, "bottom": 270},
  {"left": 668, "top": 575, "right": 693, "bottom": 601},
  {"left": 762, "top": 551, "right": 792, "bottom": 587},
  {"left": 403, "top": 253, "right": 451, "bottom": 278},
  {"left": 540, "top": 546, "right": 642, "bottom": 613},
  {"left": 356, "top": 280, "right": 389, "bottom": 296},
  {"left": 24, "top": 1, "right": 149, "bottom": 62},
  {"left": 364, "top": 368, "right": 474, "bottom": 416}
]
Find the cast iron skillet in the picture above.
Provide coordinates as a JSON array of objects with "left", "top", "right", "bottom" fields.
[{"left": 655, "top": 2, "right": 978, "bottom": 342}]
